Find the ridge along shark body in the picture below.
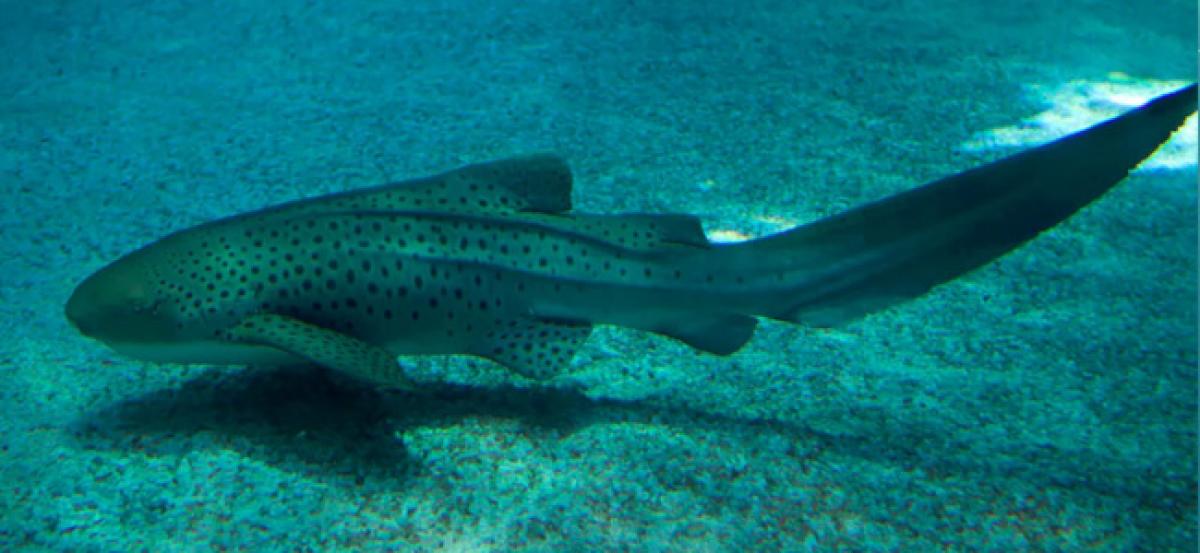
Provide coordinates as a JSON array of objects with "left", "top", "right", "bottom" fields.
[{"left": 67, "top": 85, "right": 1198, "bottom": 389}]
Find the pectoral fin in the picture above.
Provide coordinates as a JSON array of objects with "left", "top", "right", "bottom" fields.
[{"left": 226, "top": 313, "right": 414, "bottom": 390}]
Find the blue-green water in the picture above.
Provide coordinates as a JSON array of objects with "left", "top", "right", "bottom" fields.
[{"left": 1, "top": 1, "right": 1195, "bottom": 551}]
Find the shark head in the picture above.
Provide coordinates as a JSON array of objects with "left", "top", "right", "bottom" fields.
[
  {"left": 64, "top": 155, "right": 583, "bottom": 370},
  {"left": 67, "top": 248, "right": 181, "bottom": 342},
  {"left": 65, "top": 227, "right": 287, "bottom": 365}
]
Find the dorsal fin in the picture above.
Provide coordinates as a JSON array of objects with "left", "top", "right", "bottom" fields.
[
  {"left": 447, "top": 154, "right": 573, "bottom": 213},
  {"left": 244, "top": 155, "right": 573, "bottom": 222},
  {"left": 326, "top": 154, "right": 572, "bottom": 214}
]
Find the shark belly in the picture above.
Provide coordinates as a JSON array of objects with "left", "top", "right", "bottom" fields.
[{"left": 109, "top": 339, "right": 301, "bottom": 366}]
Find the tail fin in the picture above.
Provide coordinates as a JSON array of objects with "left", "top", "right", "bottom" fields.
[{"left": 742, "top": 84, "right": 1197, "bottom": 326}]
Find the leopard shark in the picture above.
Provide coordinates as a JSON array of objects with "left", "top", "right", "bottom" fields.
[{"left": 66, "top": 84, "right": 1197, "bottom": 389}]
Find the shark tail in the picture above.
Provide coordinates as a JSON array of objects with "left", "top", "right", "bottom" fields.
[{"left": 730, "top": 83, "right": 1197, "bottom": 327}]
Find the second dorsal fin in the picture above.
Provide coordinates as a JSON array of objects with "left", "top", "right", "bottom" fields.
[{"left": 561, "top": 213, "right": 712, "bottom": 250}]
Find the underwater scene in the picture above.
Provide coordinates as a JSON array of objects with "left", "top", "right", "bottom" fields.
[{"left": 1, "top": 0, "right": 1196, "bottom": 551}]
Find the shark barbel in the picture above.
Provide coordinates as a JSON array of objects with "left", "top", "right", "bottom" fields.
[{"left": 66, "top": 85, "right": 1198, "bottom": 388}]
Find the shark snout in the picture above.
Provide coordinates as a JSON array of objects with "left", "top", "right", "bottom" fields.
[
  {"left": 66, "top": 262, "right": 174, "bottom": 344},
  {"left": 65, "top": 283, "right": 99, "bottom": 336},
  {"left": 66, "top": 270, "right": 135, "bottom": 338}
]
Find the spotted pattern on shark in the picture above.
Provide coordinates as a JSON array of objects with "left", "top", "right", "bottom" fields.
[{"left": 66, "top": 84, "right": 1199, "bottom": 386}]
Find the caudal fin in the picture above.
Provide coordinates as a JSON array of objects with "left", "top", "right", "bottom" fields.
[{"left": 742, "top": 83, "right": 1197, "bottom": 326}]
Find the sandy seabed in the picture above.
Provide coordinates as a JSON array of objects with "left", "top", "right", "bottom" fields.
[{"left": 0, "top": 0, "right": 1195, "bottom": 551}]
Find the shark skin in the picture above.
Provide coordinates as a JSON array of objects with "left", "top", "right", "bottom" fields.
[{"left": 66, "top": 84, "right": 1197, "bottom": 388}]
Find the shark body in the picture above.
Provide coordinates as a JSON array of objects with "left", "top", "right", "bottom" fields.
[{"left": 67, "top": 85, "right": 1197, "bottom": 388}]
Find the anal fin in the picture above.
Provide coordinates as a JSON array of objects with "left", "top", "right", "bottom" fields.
[
  {"left": 476, "top": 318, "right": 592, "bottom": 380},
  {"left": 226, "top": 313, "right": 414, "bottom": 390},
  {"left": 650, "top": 313, "right": 758, "bottom": 355}
]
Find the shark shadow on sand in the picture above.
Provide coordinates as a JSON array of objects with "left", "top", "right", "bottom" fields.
[
  {"left": 69, "top": 362, "right": 834, "bottom": 489},
  {"left": 69, "top": 360, "right": 1191, "bottom": 512}
]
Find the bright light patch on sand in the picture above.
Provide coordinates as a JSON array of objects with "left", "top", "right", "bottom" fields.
[
  {"left": 706, "top": 214, "right": 797, "bottom": 243},
  {"left": 960, "top": 74, "right": 1197, "bottom": 172},
  {"left": 707, "top": 229, "right": 752, "bottom": 243}
]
